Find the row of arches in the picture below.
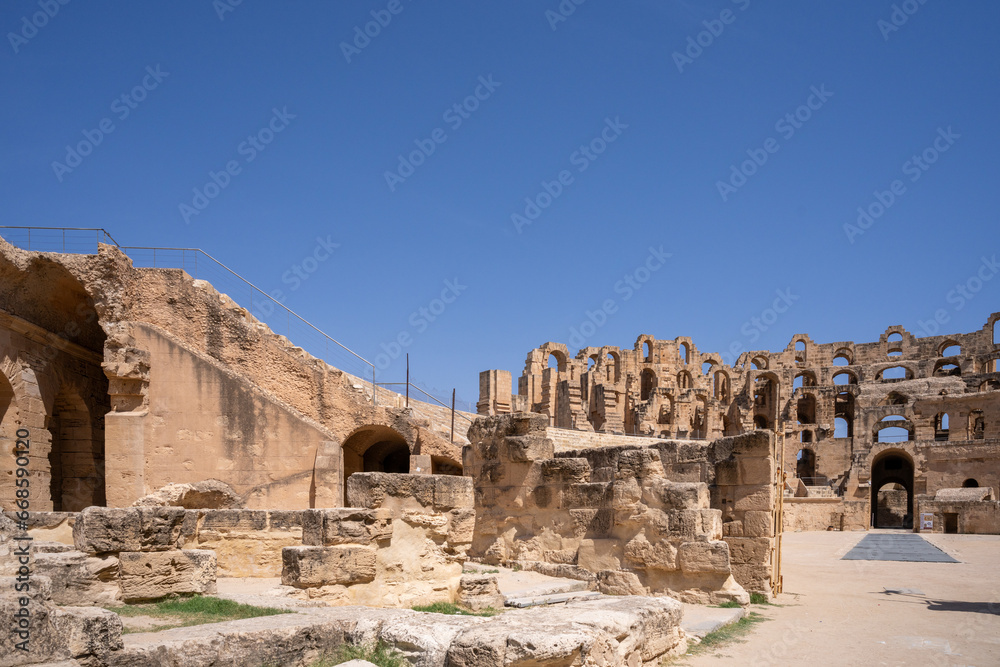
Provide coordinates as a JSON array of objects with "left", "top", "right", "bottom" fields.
[{"left": 0, "top": 371, "right": 105, "bottom": 512}]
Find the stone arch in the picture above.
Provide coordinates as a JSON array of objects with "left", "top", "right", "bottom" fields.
[
  {"left": 873, "top": 415, "right": 914, "bottom": 443},
  {"left": 48, "top": 384, "right": 105, "bottom": 511},
  {"left": 640, "top": 368, "right": 657, "bottom": 401},
  {"left": 796, "top": 393, "right": 816, "bottom": 424},
  {"left": 713, "top": 370, "right": 729, "bottom": 401},
  {"left": 870, "top": 449, "right": 915, "bottom": 528},
  {"left": 341, "top": 424, "right": 413, "bottom": 491},
  {"left": 604, "top": 350, "right": 621, "bottom": 384}
]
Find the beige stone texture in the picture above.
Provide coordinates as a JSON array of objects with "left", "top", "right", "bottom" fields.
[
  {"left": 131, "top": 479, "right": 243, "bottom": 509},
  {"left": 281, "top": 545, "right": 377, "bottom": 587},
  {"left": 118, "top": 549, "right": 217, "bottom": 602},
  {"left": 179, "top": 509, "right": 305, "bottom": 577},
  {"left": 457, "top": 574, "right": 506, "bottom": 611},
  {"left": 33, "top": 550, "right": 120, "bottom": 606},
  {"left": 73, "top": 506, "right": 185, "bottom": 554}
]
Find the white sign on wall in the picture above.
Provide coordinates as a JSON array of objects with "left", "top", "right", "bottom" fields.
[{"left": 920, "top": 513, "right": 934, "bottom": 530}]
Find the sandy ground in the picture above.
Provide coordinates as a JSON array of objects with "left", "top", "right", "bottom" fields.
[{"left": 677, "top": 530, "right": 1000, "bottom": 667}]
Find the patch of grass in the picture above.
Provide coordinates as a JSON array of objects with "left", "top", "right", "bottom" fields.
[
  {"left": 749, "top": 592, "right": 771, "bottom": 605},
  {"left": 713, "top": 600, "right": 742, "bottom": 608},
  {"left": 466, "top": 567, "right": 499, "bottom": 574},
  {"left": 411, "top": 601, "right": 501, "bottom": 617},
  {"left": 105, "top": 595, "right": 291, "bottom": 634},
  {"left": 688, "top": 612, "right": 767, "bottom": 655},
  {"left": 312, "top": 641, "right": 408, "bottom": 667}
]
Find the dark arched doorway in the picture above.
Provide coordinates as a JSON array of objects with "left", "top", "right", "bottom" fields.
[
  {"left": 341, "top": 425, "right": 410, "bottom": 490},
  {"left": 48, "top": 386, "right": 104, "bottom": 511},
  {"left": 871, "top": 451, "right": 914, "bottom": 529}
]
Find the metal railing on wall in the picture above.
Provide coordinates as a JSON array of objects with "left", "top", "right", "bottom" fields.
[{"left": 0, "top": 227, "right": 385, "bottom": 401}]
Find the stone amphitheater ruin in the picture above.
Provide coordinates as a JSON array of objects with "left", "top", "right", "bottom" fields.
[{"left": 0, "top": 233, "right": 997, "bottom": 665}]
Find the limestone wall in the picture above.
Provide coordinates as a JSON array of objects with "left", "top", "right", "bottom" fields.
[
  {"left": 280, "top": 473, "right": 474, "bottom": 607},
  {"left": 0, "top": 237, "right": 467, "bottom": 512},
  {"left": 465, "top": 413, "right": 753, "bottom": 603},
  {"left": 782, "top": 498, "right": 869, "bottom": 532}
]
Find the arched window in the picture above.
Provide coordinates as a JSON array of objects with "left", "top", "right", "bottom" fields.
[
  {"left": 702, "top": 361, "right": 713, "bottom": 376},
  {"left": 962, "top": 478, "right": 979, "bottom": 488},
  {"left": 796, "top": 449, "right": 816, "bottom": 479},
  {"left": 888, "top": 332, "right": 903, "bottom": 343},
  {"left": 877, "top": 416, "right": 911, "bottom": 443},
  {"left": 751, "top": 356, "right": 768, "bottom": 370},
  {"left": 679, "top": 342, "right": 689, "bottom": 364},
  {"left": 713, "top": 371, "right": 729, "bottom": 401},
  {"left": 587, "top": 355, "right": 597, "bottom": 371},
  {"left": 640, "top": 369, "right": 657, "bottom": 401},
  {"left": 795, "top": 340, "right": 806, "bottom": 352},
  {"left": 754, "top": 415, "right": 771, "bottom": 430},
  {"left": 606, "top": 352, "right": 620, "bottom": 383},
  {"left": 994, "top": 319, "right": 999, "bottom": 345},
  {"left": 834, "top": 417, "right": 850, "bottom": 438},
  {"left": 796, "top": 394, "right": 816, "bottom": 424},
  {"left": 677, "top": 371, "right": 691, "bottom": 389},
  {"left": 969, "top": 410, "right": 985, "bottom": 440},
  {"left": 933, "top": 361, "right": 961, "bottom": 377},
  {"left": 940, "top": 342, "right": 961, "bottom": 357},
  {"left": 833, "top": 372, "right": 855, "bottom": 385},
  {"left": 793, "top": 375, "right": 803, "bottom": 390},
  {"left": 548, "top": 352, "right": 564, "bottom": 371},
  {"left": 643, "top": 341, "right": 653, "bottom": 362},
  {"left": 880, "top": 366, "right": 909, "bottom": 381},
  {"left": 935, "top": 412, "right": 950, "bottom": 441},
  {"left": 832, "top": 350, "right": 852, "bottom": 366}
]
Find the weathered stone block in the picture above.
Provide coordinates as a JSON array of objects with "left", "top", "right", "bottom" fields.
[
  {"left": 743, "top": 510, "right": 773, "bottom": 538},
  {"left": 434, "top": 475, "right": 474, "bottom": 510},
  {"left": 118, "top": 549, "right": 217, "bottom": 602},
  {"left": 725, "top": 537, "right": 771, "bottom": 564},
  {"left": 73, "top": 506, "right": 186, "bottom": 553},
  {"left": 458, "top": 574, "right": 505, "bottom": 611},
  {"left": 645, "top": 480, "right": 709, "bottom": 510},
  {"left": 1, "top": 575, "right": 67, "bottom": 666},
  {"left": 447, "top": 508, "right": 476, "bottom": 546},
  {"left": 541, "top": 458, "right": 591, "bottom": 484},
  {"left": 561, "top": 483, "right": 612, "bottom": 509},
  {"left": 33, "top": 551, "right": 120, "bottom": 606},
  {"left": 577, "top": 538, "right": 621, "bottom": 571},
  {"left": 715, "top": 459, "right": 739, "bottom": 486},
  {"left": 301, "top": 508, "right": 392, "bottom": 546},
  {"left": 624, "top": 534, "right": 677, "bottom": 570},
  {"left": 55, "top": 606, "right": 124, "bottom": 663},
  {"left": 346, "top": 473, "right": 435, "bottom": 509},
  {"left": 281, "top": 545, "right": 376, "bottom": 588},
  {"left": 678, "top": 541, "right": 730, "bottom": 574},
  {"left": 732, "top": 485, "right": 774, "bottom": 512},
  {"left": 737, "top": 457, "right": 775, "bottom": 486},
  {"left": 597, "top": 569, "right": 646, "bottom": 595},
  {"left": 501, "top": 434, "right": 554, "bottom": 462}
]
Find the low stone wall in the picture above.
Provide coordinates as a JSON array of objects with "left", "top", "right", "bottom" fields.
[
  {"left": 545, "top": 427, "right": 703, "bottom": 453},
  {"left": 180, "top": 509, "right": 305, "bottom": 577},
  {"left": 466, "top": 413, "right": 750, "bottom": 604},
  {"left": 783, "top": 498, "right": 869, "bottom": 532},
  {"left": 915, "top": 495, "right": 1000, "bottom": 534},
  {"left": 280, "top": 473, "right": 475, "bottom": 607}
]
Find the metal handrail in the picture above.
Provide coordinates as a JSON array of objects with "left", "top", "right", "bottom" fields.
[
  {"left": 0, "top": 226, "right": 379, "bottom": 403},
  {"left": 375, "top": 382, "right": 475, "bottom": 424}
]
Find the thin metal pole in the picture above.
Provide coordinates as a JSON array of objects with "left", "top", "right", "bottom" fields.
[
  {"left": 405, "top": 354, "right": 409, "bottom": 408},
  {"left": 451, "top": 389, "right": 456, "bottom": 443}
]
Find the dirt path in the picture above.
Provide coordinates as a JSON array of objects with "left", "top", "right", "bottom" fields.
[{"left": 676, "top": 530, "right": 1000, "bottom": 667}]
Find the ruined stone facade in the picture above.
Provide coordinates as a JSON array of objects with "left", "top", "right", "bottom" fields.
[
  {"left": 0, "top": 238, "right": 469, "bottom": 512},
  {"left": 480, "top": 317, "right": 1000, "bottom": 531},
  {"left": 464, "top": 413, "right": 773, "bottom": 599}
]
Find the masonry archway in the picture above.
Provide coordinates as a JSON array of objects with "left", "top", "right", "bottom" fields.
[
  {"left": 48, "top": 385, "right": 104, "bottom": 511},
  {"left": 871, "top": 450, "right": 914, "bottom": 529},
  {"left": 341, "top": 425, "right": 411, "bottom": 490}
]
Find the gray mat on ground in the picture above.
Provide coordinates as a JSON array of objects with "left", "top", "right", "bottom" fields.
[{"left": 841, "top": 534, "right": 958, "bottom": 563}]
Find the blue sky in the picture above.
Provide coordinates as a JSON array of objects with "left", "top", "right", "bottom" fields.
[{"left": 2, "top": 1, "right": 998, "bottom": 409}]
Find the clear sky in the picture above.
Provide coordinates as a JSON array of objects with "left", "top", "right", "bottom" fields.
[{"left": 2, "top": 1, "right": 998, "bottom": 410}]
